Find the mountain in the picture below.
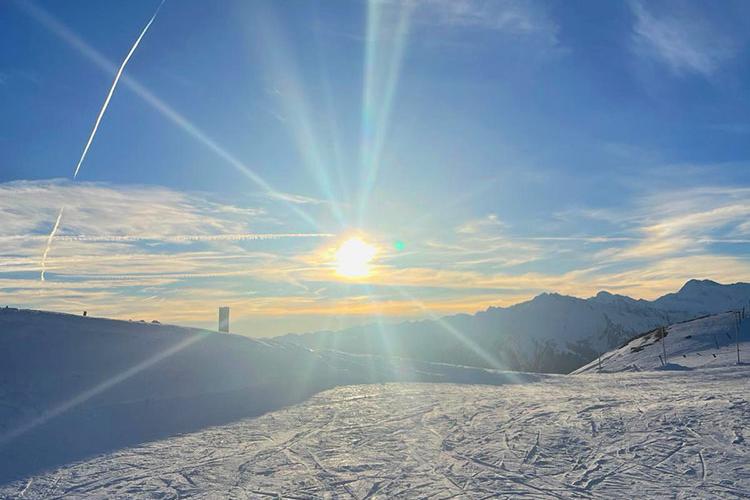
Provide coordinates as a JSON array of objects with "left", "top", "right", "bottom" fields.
[
  {"left": 282, "top": 280, "right": 750, "bottom": 374},
  {"left": 653, "top": 279, "right": 750, "bottom": 316},
  {"left": 573, "top": 311, "right": 749, "bottom": 373}
]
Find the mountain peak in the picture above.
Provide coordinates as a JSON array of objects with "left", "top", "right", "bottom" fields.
[
  {"left": 679, "top": 279, "right": 721, "bottom": 293},
  {"left": 590, "top": 290, "right": 638, "bottom": 304}
]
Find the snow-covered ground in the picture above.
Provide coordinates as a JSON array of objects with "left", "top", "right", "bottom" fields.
[
  {"left": 0, "top": 308, "right": 539, "bottom": 484},
  {"left": 2, "top": 366, "right": 748, "bottom": 499},
  {"left": 574, "top": 312, "right": 749, "bottom": 374},
  {"left": 2, "top": 308, "right": 749, "bottom": 498}
]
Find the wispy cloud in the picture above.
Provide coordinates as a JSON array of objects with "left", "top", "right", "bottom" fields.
[
  {"left": 3, "top": 178, "right": 750, "bottom": 337},
  {"left": 455, "top": 213, "right": 505, "bottom": 235},
  {"left": 630, "top": 1, "right": 741, "bottom": 77},
  {"left": 266, "top": 191, "right": 330, "bottom": 205},
  {"left": 0, "top": 180, "right": 330, "bottom": 279},
  {"left": 599, "top": 186, "right": 750, "bottom": 261},
  {"left": 416, "top": 0, "right": 558, "bottom": 40}
]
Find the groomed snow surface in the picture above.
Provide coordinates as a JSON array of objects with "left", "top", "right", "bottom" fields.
[
  {"left": 1, "top": 308, "right": 748, "bottom": 498},
  {"left": 1, "top": 367, "right": 748, "bottom": 498}
]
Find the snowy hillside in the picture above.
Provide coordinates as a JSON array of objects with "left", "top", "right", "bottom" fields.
[
  {"left": 1, "top": 307, "right": 749, "bottom": 497},
  {"left": 2, "top": 366, "right": 748, "bottom": 498},
  {"left": 0, "top": 308, "right": 539, "bottom": 484},
  {"left": 573, "top": 311, "right": 749, "bottom": 374},
  {"left": 284, "top": 280, "right": 750, "bottom": 373}
]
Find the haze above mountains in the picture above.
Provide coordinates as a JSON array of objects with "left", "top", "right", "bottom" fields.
[{"left": 283, "top": 279, "right": 750, "bottom": 373}]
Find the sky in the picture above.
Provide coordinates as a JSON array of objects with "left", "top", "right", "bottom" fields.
[{"left": 2, "top": 0, "right": 750, "bottom": 337}]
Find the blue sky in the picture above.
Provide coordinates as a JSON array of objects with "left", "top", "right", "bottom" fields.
[{"left": 2, "top": 0, "right": 750, "bottom": 336}]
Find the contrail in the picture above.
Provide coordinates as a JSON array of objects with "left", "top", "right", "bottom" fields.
[
  {"left": 72, "top": 0, "right": 165, "bottom": 179},
  {"left": 39, "top": 0, "right": 165, "bottom": 281},
  {"left": 20, "top": 1, "right": 318, "bottom": 229},
  {"left": 40, "top": 207, "right": 64, "bottom": 282},
  {"left": 11, "top": 232, "right": 334, "bottom": 243}
]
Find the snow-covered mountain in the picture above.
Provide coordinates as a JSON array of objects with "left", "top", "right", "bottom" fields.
[
  {"left": 573, "top": 311, "right": 749, "bottom": 374},
  {"left": 653, "top": 279, "right": 750, "bottom": 316},
  {"left": 283, "top": 280, "right": 750, "bottom": 373}
]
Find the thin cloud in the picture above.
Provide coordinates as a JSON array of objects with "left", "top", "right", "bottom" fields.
[
  {"left": 630, "top": 1, "right": 741, "bottom": 77},
  {"left": 0, "top": 180, "right": 327, "bottom": 282},
  {"left": 590, "top": 186, "right": 750, "bottom": 262},
  {"left": 416, "top": 0, "right": 558, "bottom": 40},
  {"left": 266, "top": 191, "right": 329, "bottom": 205},
  {"left": 456, "top": 213, "right": 505, "bottom": 235}
]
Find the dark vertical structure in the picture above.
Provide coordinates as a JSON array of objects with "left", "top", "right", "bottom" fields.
[{"left": 218, "top": 306, "right": 230, "bottom": 333}]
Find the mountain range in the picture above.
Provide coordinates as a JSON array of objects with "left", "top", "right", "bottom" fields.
[{"left": 282, "top": 279, "right": 750, "bottom": 373}]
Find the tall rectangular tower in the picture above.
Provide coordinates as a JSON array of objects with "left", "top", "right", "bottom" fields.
[{"left": 218, "top": 306, "right": 230, "bottom": 333}]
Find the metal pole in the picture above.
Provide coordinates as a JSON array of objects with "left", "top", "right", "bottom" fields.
[
  {"left": 736, "top": 311, "right": 741, "bottom": 365},
  {"left": 661, "top": 326, "right": 668, "bottom": 365}
]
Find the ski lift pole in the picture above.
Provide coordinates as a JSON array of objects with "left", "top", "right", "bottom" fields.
[
  {"left": 736, "top": 311, "right": 741, "bottom": 365},
  {"left": 661, "top": 326, "right": 668, "bottom": 365}
]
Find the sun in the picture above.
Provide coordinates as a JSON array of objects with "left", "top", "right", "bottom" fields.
[{"left": 334, "top": 237, "right": 377, "bottom": 278}]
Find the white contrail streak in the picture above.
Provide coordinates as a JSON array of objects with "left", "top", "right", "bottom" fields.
[
  {"left": 9, "top": 232, "right": 334, "bottom": 243},
  {"left": 40, "top": 207, "right": 64, "bottom": 282},
  {"left": 72, "top": 0, "right": 165, "bottom": 179},
  {"left": 20, "top": 1, "right": 318, "bottom": 229},
  {"left": 37, "top": 0, "right": 164, "bottom": 281}
]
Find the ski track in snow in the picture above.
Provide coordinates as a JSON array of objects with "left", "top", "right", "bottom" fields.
[{"left": 3, "top": 366, "right": 749, "bottom": 499}]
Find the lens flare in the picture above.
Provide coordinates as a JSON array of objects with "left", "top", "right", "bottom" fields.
[{"left": 335, "top": 237, "right": 377, "bottom": 278}]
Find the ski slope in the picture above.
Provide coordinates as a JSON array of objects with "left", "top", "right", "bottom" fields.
[
  {"left": 2, "top": 366, "right": 748, "bottom": 498},
  {"left": 574, "top": 312, "right": 749, "bottom": 374},
  {"left": 0, "top": 308, "right": 539, "bottom": 484},
  {"left": 1, "top": 308, "right": 749, "bottom": 498}
]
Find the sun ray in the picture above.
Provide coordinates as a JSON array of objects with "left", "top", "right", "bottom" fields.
[
  {"left": 0, "top": 332, "right": 207, "bottom": 446},
  {"left": 18, "top": 1, "right": 319, "bottom": 230},
  {"left": 250, "top": 6, "right": 348, "bottom": 226},
  {"left": 391, "top": 286, "right": 511, "bottom": 373},
  {"left": 358, "top": 0, "right": 415, "bottom": 225}
]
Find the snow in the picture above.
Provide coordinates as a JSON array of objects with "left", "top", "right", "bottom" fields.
[
  {"left": 1, "top": 307, "right": 749, "bottom": 498},
  {"left": 285, "top": 280, "right": 750, "bottom": 374},
  {"left": 2, "top": 367, "right": 748, "bottom": 498},
  {"left": 574, "top": 312, "right": 749, "bottom": 374},
  {"left": 0, "top": 308, "right": 540, "bottom": 485},
  {"left": 653, "top": 279, "right": 750, "bottom": 317}
]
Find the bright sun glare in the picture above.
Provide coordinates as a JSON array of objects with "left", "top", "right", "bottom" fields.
[{"left": 335, "top": 237, "right": 377, "bottom": 278}]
